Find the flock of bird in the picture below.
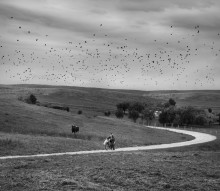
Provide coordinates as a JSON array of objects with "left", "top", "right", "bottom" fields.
[{"left": 0, "top": 16, "right": 219, "bottom": 89}]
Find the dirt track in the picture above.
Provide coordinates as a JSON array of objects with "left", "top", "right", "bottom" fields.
[{"left": 0, "top": 126, "right": 216, "bottom": 160}]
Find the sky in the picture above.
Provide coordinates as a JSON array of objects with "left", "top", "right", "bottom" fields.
[{"left": 0, "top": 0, "right": 220, "bottom": 90}]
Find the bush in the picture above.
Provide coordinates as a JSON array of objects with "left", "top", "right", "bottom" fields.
[
  {"left": 24, "top": 94, "right": 37, "bottom": 104},
  {"left": 115, "top": 109, "right": 124, "bottom": 119},
  {"left": 78, "top": 110, "right": 82, "bottom": 115},
  {"left": 104, "top": 111, "right": 111, "bottom": 116},
  {"left": 169, "top": 98, "right": 176, "bottom": 106}
]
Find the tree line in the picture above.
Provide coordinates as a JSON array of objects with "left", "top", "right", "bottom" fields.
[{"left": 115, "top": 98, "right": 219, "bottom": 127}]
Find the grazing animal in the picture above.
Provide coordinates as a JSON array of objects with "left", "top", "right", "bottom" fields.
[{"left": 72, "top": 125, "right": 79, "bottom": 134}]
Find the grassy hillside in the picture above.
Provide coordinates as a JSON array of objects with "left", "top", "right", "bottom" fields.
[
  {"left": 145, "top": 90, "right": 220, "bottom": 113},
  {"left": 1, "top": 84, "right": 220, "bottom": 157},
  {"left": 0, "top": 84, "right": 193, "bottom": 156}
]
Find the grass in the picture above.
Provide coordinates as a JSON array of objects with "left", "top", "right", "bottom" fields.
[
  {"left": 146, "top": 90, "right": 220, "bottom": 113},
  {"left": 0, "top": 149, "right": 219, "bottom": 190},
  {"left": 0, "top": 84, "right": 220, "bottom": 190},
  {"left": 0, "top": 85, "right": 194, "bottom": 156},
  {"left": 165, "top": 126, "right": 220, "bottom": 152},
  {"left": 0, "top": 138, "right": 23, "bottom": 149},
  {"left": 0, "top": 132, "right": 103, "bottom": 156}
]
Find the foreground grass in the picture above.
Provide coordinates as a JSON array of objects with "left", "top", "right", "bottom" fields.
[
  {"left": 0, "top": 150, "right": 219, "bottom": 190},
  {"left": 1, "top": 130, "right": 219, "bottom": 190}
]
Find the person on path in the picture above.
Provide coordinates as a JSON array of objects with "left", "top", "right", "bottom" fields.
[{"left": 109, "top": 133, "right": 115, "bottom": 150}]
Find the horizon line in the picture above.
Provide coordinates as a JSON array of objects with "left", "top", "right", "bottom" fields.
[{"left": 0, "top": 83, "right": 220, "bottom": 92}]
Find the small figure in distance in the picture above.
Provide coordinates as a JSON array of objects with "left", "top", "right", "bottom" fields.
[
  {"left": 109, "top": 133, "right": 115, "bottom": 150},
  {"left": 103, "top": 133, "right": 115, "bottom": 150}
]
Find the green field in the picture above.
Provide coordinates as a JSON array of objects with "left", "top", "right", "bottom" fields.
[{"left": 0, "top": 84, "right": 220, "bottom": 190}]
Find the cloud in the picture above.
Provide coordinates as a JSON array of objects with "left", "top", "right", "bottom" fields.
[
  {"left": 164, "top": 6, "right": 220, "bottom": 33},
  {"left": 0, "top": 3, "right": 98, "bottom": 36},
  {"left": 117, "top": 0, "right": 217, "bottom": 13},
  {"left": 0, "top": 0, "right": 219, "bottom": 90}
]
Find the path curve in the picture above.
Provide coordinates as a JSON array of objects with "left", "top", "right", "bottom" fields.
[{"left": 0, "top": 126, "right": 216, "bottom": 160}]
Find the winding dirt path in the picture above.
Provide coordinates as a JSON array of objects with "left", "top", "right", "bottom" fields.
[{"left": 0, "top": 126, "right": 216, "bottom": 160}]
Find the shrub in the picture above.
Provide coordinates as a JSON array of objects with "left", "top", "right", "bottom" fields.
[
  {"left": 115, "top": 109, "right": 124, "bottom": 119},
  {"left": 169, "top": 98, "right": 176, "bottom": 106},
  {"left": 104, "top": 111, "right": 111, "bottom": 116},
  {"left": 78, "top": 110, "right": 82, "bottom": 115},
  {"left": 24, "top": 94, "right": 37, "bottom": 104}
]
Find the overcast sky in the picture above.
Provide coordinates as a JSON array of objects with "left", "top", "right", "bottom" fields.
[{"left": 0, "top": 0, "right": 220, "bottom": 90}]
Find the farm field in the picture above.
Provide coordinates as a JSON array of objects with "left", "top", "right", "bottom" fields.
[{"left": 0, "top": 84, "right": 220, "bottom": 190}]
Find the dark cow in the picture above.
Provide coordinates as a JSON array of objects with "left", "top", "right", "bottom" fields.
[{"left": 72, "top": 125, "right": 79, "bottom": 134}]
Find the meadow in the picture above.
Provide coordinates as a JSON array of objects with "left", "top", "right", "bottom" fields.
[{"left": 0, "top": 84, "right": 220, "bottom": 190}]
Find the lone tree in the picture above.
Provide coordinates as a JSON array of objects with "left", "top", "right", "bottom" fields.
[
  {"left": 169, "top": 98, "right": 176, "bottom": 106},
  {"left": 115, "top": 109, "right": 124, "bottom": 119},
  {"left": 30, "top": 94, "right": 37, "bottom": 104},
  {"left": 25, "top": 94, "right": 37, "bottom": 104}
]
